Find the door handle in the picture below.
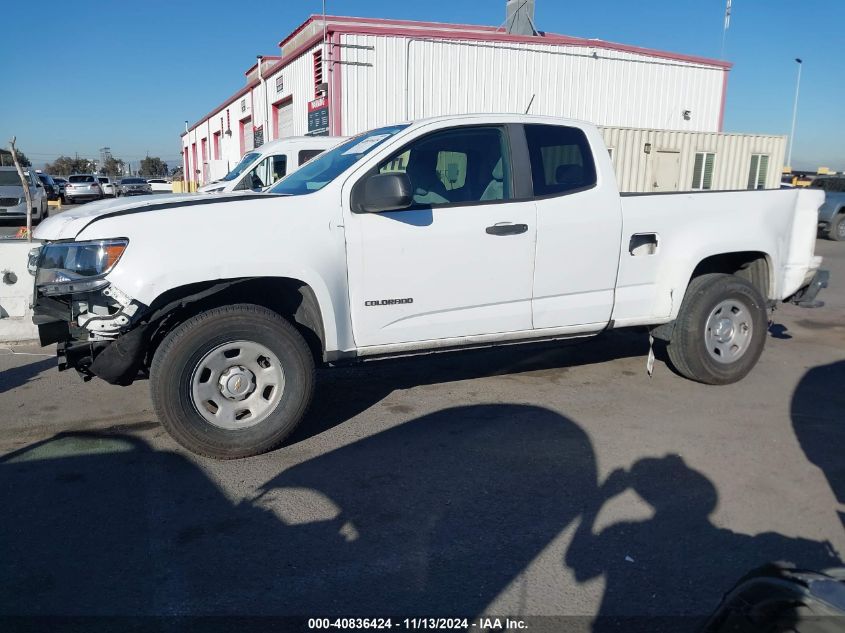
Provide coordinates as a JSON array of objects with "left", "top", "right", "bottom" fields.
[{"left": 485, "top": 223, "right": 528, "bottom": 236}]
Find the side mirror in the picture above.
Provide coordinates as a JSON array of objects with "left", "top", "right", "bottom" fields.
[{"left": 358, "top": 172, "right": 413, "bottom": 213}]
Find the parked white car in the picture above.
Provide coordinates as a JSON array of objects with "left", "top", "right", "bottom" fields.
[
  {"left": 146, "top": 178, "right": 172, "bottom": 193},
  {"left": 197, "top": 136, "right": 345, "bottom": 194},
  {"left": 97, "top": 176, "right": 117, "bottom": 197},
  {"left": 0, "top": 167, "right": 48, "bottom": 223},
  {"left": 32, "top": 114, "right": 828, "bottom": 458}
]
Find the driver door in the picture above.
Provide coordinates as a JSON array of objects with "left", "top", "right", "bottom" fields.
[{"left": 344, "top": 125, "right": 536, "bottom": 348}]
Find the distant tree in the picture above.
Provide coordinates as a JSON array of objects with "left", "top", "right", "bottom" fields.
[
  {"left": 139, "top": 156, "right": 168, "bottom": 177},
  {"left": 100, "top": 156, "right": 125, "bottom": 177},
  {"left": 0, "top": 148, "right": 31, "bottom": 167},
  {"left": 45, "top": 156, "right": 95, "bottom": 176}
]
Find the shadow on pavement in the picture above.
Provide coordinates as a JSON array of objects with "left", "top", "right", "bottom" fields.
[
  {"left": 2, "top": 403, "right": 838, "bottom": 629},
  {"left": 292, "top": 328, "right": 651, "bottom": 443},
  {"left": 565, "top": 454, "right": 841, "bottom": 632},
  {"left": 791, "top": 359, "right": 845, "bottom": 526},
  {"left": 0, "top": 357, "right": 55, "bottom": 395}
]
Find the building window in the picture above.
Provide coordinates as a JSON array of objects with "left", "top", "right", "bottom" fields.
[
  {"left": 240, "top": 99, "right": 246, "bottom": 113},
  {"left": 213, "top": 132, "right": 221, "bottom": 160},
  {"left": 275, "top": 75, "right": 284, "bottom": 93},
  {"left": 313, "top": 49, "right": 323, "bottom": 96},
  {"left": 692, "top": 152, "right": 715, "bottom": 190},
  {"left": 747, "top": 154, "right": 769, "bottom": 190}
]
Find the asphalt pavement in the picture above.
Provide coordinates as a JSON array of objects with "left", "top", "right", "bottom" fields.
[{"left": 1, "top": 227, "right": 843, "bottom": 628}]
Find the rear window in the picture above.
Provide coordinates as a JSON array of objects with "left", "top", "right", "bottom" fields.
[
  {"left": 98, "top": 177, "right": 109, "bottom": 183},
  {"left": 69, "top": 175, "right": 95, "bottom": 183},
  {"left": 120, "top": 178, "right": 146, "bottom": 184},
  {"left": 524, "top": 124, "right": 597, "bottom": 197}
]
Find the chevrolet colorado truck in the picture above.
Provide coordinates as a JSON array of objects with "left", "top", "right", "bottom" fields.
[{"left": 30, "top": 114, "right": 829, "bottom": 458}]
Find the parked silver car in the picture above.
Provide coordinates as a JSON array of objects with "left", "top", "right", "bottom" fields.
[
  {"left": 65, "top": 174, "right": 104, "bottom": 203},
  {"left": 117, "top": 177, "right": 152, "bottom": 196},
  {"left": 0, "top": 167, "right": 48, "bottom": 223}
]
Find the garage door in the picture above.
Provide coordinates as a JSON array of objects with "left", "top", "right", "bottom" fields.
[
  {"left": 276, "top": 100, "right": 294, "bottom": 139},
  {"left": 241, "top": 117, "right": 253, "bottom": 153}
]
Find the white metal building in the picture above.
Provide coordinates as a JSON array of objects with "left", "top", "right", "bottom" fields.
[{"left": 181, "top": 14, "right": 783, "bottom": 191}]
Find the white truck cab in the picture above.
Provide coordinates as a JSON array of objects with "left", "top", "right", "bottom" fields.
[
  {"left": 198, "top": 136, "right": 346, "bottom": 194},
  {"left": 31, "top": 114, "right": 829, "bottom": 459}
]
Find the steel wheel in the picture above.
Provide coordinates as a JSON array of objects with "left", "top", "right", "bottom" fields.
[
  {"left": 704, "top": 299, "right": 753, "bottom": 364},
  {"left": 190, "top": 340, "right": 285, "bottom": 430},
  {"left": 836, "top": 218, "right": 845, "bottom": 240}
]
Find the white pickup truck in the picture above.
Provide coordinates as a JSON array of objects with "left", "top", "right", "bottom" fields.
[{"left": 31, "top": 114, "right": 829, "bottom": 458}]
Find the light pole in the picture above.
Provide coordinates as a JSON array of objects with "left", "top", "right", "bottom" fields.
[{"left": 787, "top": 58, "right": 803, "bottom": 169}]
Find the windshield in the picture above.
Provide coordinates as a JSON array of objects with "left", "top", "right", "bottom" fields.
[
  {"left": 811, "top": 178, "right": 845, "bottom": 193},
  {"left": 0, "top": 171, "right": 22, "bottom": 186},
  {"left": 221, "top": 152, "right": 261, "bottom": 182},
  {"left": 270, "top": 125, "right": 409, "bottom": 196}
]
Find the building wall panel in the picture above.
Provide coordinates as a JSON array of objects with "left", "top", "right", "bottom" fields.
[{"left": 339, "top": 34, "right": 726, "bottom": 137}]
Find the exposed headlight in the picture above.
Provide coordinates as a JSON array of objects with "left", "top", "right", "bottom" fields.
[
  {"left": 17, "top": 197, "right": 25, "bottom": 205},
  {"left": 35, "top": 239, "right": 128, "bottom": 295}
]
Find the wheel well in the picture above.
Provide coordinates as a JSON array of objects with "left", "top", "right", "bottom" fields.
[
  {"left": 689, "top": 252, "right": 771, "bottom": 300},
  {"left": 143, "top": 277, "right": 326, "bottom": 367}
]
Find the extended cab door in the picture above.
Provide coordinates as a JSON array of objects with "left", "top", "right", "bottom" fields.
[
  {"left": 344, "top": 125, "right": 536, "bottom": 348},
  {"left": 525, "top": 124, "right": 623, "bottom": 329}
]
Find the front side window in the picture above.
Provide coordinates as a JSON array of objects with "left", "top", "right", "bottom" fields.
[
  {"left": 692, "top": 152, "right": 716, "bottom": 190},
  {"left": 237, "top": 155, "right": 283, "bottom": 191},
  {"left": 376, "top": 126, "right": 511, "bottom": 207},
  {"left": 747, "top": 154, "right": 769, "bottom": 190},
  {"left": 524, "top": 124, "right": 597, "bottom": 197},
  {"left": 270, "top": 124, "right": 408, "bottom": 196}
]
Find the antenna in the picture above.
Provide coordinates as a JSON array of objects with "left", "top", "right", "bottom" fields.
[{"left": 524, "top": 94, "right": 536, "bottom": 114}]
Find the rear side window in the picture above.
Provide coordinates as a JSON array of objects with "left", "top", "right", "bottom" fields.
[
  {"left": 298, "top": 149, "right": 324, "bottom": 165},
  {"left": 272, "top": 155, "right": 287, "bottom": 181},
  {"left": 524, "top": 124, "right": 596, "bottom": 197},
  {"left": 69, "top": 175, "right": 95, "bottom": 183}
]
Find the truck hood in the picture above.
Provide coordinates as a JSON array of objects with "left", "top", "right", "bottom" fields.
[{"left": 32, "top": 192, "right": 259, "bottom": 241}]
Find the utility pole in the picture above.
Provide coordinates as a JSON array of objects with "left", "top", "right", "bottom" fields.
[
  {"left": 787, "top": 58, "right": 803, "bottom": 170},
  {"left": 786, "top": 57, "right": 804, "bottom": 169}
]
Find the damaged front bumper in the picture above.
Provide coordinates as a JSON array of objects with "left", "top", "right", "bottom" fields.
[{"left": 32, "top": 282, "right": 150, "bottom": 384}]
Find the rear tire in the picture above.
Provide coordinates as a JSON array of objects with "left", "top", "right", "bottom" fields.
[
  {"left": 151, "top": 303, "right": 315, "bottom": 459},
  {"left": 830, "top": 214, "right": 845, "bottom": 241},
  {"left": 666, "top": 273, "right": 768, "bottom": 385}
]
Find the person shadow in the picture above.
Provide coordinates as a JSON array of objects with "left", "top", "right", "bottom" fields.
[
  {"left": 0, "top": 404, "right": 598, "bottom": 619},
  {"left": 791, "top": 360, "right": 845, "bottom": 528},
  {"left": 565, "top": 454, "right": 842, "bottom": 632}
]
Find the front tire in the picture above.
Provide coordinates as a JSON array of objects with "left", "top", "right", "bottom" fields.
[
  {"left": 151, "top": 304, "right": 315, "bottom": 459},
  {"left": 666, "top": 273, "right": 768, "bottom": 385}
]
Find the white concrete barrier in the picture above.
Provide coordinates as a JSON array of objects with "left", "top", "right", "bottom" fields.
[{"left": 0, "top": 239, "right": 38, "bottom": 343}]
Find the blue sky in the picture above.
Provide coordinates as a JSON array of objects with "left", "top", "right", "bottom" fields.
[{"left": 1, "top": 1, "right": 842, "bottom": 171}]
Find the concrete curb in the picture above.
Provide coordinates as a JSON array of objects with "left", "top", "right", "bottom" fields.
[{"left": 0, "top": 239, "right": 38, "bottom": 344}]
